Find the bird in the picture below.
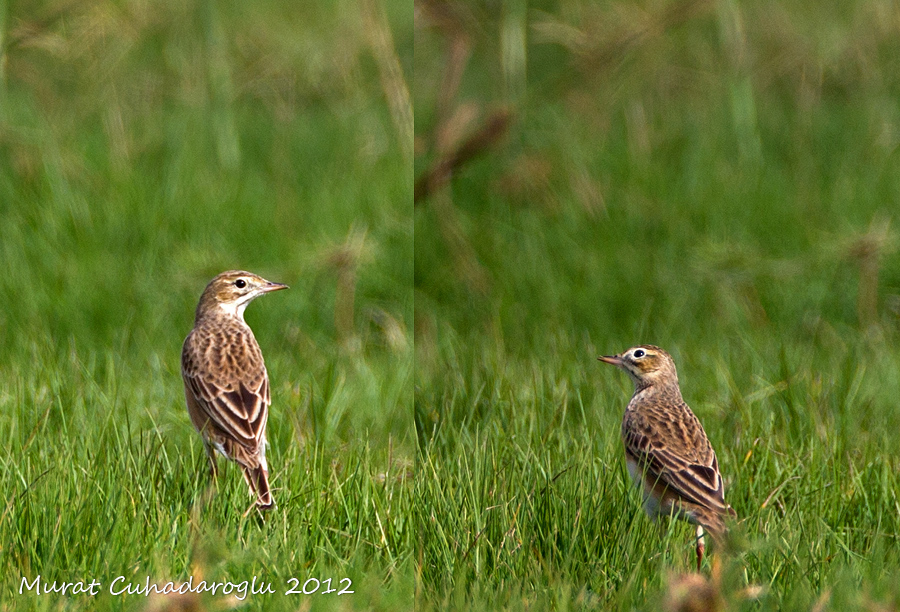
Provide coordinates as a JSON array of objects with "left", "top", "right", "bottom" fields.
[
  {"left": 598, "top": 345, "right": 735, "bottom": 570},
  {"left": 182, "top": 270, "right": 288, "bottom": 510}
]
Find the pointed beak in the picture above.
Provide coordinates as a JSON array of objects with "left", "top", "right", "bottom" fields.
[
  {"left": 261, "top": 281, "right": 289, "bottom": 293},
  {"left": 598, "top": 354, "right": 623, "bottom": 366}
]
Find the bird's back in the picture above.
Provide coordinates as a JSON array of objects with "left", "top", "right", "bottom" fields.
[
  {"left": 183, "top": 316, "right": 268, "bottom": 391},
  {"left": 181, "top": 316, "right": 271, "bottom": 457},
  {"left": 622, "top": 389, "right": 733, "bottom": 520}
]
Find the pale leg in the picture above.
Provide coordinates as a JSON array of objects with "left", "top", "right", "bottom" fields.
[{"left": 695, "top": 525, "right": 705, "bottom": 571}]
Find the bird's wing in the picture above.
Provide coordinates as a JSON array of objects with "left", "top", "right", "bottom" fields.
[
  {"left": 623, "top": 407, "right": 730, "bottom": 516},
  {"left": 182, "top": 332, "right": 269, "bottom": 451}
]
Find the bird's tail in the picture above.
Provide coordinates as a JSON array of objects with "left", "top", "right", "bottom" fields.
[
  {"left": 691, "top": 505, "right": 735, "bottom": 540},
  {"left": 242, "top": 465, "right": 274, "bottom": 510}
]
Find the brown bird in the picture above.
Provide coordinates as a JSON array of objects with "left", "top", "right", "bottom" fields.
[
  {"left": 182, "top": 270, "right": 288, "bottom": 509},
  {"left": 599, "top": 345, "right": 735, "bottom": 570}
]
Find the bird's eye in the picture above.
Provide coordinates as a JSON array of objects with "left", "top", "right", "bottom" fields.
[
  {"left": 234, "top": 279, "right": 247, "bottom": 289},
  {"left": 633, "top": 349, "right": 645, "bottom": 358}
]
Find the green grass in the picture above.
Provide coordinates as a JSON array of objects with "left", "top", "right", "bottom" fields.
[
  {"left": 1, "top": 0, "right": 413, "bottom": 610},
  {"left": 415, "top": 0, "right": 900, "bottom": 609},
  {"left": 7, "top": 0, "right": 900, "bottom": 609},
  {"left": 416, "top": 340, "right": 900, "bottom": 610}
]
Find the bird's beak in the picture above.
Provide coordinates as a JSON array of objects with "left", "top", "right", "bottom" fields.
[
  {"left": 261, "top": 281, "right": 289, "bottom": 293},
  {"left": 598, "top": 354, "right": 623, "bottom": 366}
]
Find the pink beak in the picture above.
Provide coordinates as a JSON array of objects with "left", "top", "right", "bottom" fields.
[
  {"left": 261, "top": 281, "right": 289, "bottom": 293},
  {"left": 598, "top": 354, "right": 624, "bottom": 366}
]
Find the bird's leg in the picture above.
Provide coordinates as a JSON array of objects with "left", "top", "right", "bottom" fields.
[
  {"left": 695, "top": 525, "right": 705, "bottom": 571},
  {"left": 204, "top": 441, "right": 219, "bottom": 478}
]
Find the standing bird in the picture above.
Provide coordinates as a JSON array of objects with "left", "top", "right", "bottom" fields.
[
  {"left": 599, "top": 345, "right": 735, "bottom": 570},
  {"left": 182, "top": 270, "right": 288, "bottom": 510}
]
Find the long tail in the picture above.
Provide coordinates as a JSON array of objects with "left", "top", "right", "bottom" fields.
[
  {"left": 693, "top": 504, "right": 735, "bottom": 540},
  {"left": 692, "top": 505, "right": 735, "bottom": 570},
  {"left": 242, "top": 465, "right": 274, "bottom": 509}
]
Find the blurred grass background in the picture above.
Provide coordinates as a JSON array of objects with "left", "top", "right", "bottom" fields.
[
  {"left": 415, "top": 0, "right": 900, "bottom": 610},
  {"left": 1, "top": 0, "right": 412, "bottom": 610}
]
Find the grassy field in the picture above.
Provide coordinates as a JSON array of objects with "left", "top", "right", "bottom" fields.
[
  {"left": 415, "top": 0, "right": 900, "bottom": 609},
  {"left": 1, "top": 1, "right": 412, "bottom": 610},
  {"left": 6, "top": 0, "right": 900, "bottom": 610}
]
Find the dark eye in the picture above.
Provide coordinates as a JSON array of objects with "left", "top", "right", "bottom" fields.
[
  {"left": 234, "top": 279, "right": 247, "bottom": 289},
  {"left": 633, "top": 349, "right": 645, "bottom": 358}
]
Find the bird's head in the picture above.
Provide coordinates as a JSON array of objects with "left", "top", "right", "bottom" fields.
[
  {"left": 598, "top": 345, "right": 678, "bottom": 390},
  {"left": 196, "top": 270, "right": 288, "bottom": 321}
]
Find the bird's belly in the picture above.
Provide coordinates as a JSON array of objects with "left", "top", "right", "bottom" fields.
[
  {"left": 625, "top": 457, "right": 642, "bottom": 488},
  {"left": 626, "top": 457, "right": 664, "bottom": 518}
]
